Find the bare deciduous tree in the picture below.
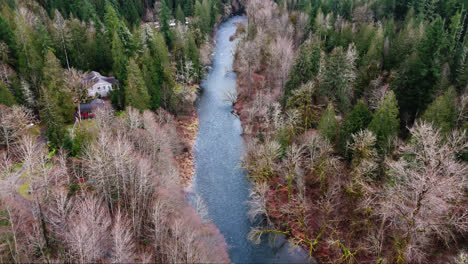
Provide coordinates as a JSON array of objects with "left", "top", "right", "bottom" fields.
[
  {"left": 0, "top": 106, "right": 34, "bottom": 152},
  {"left": 66, "top": 195, "right": 111, "bottom": 263},
  {"left": 379, "top": 122, "right": 468, "bottom": 263},
  {"left": 111, "top": 209, "right": 135, "bottom": 263}
]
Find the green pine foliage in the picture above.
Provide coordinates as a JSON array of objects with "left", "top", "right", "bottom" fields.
[
  {"left": 392, "top": 17, "right": 446, "bottom": 124},
  {"left": 368, "top": 91, "right": 400, "bottom": 152},
  {"left": 160, "top": 0, "right": 174, "bottom": 49},
  {"left": 41, "top": 51, "right": 74, "bottom": 122},
  {"left": 0, "top": 81, "right": 16, "bottom": 106},
  {"left": 125, "top": 59, "right": 150, "bottom": 111},
  {"left": 339, "top": 100, "right": 373, "bottom": 155},
  {"left": 319, "top": 45, "right": 357, "bottom": 112},
  {"left": 283, "top": 38, "right": 322, "bottom": 103},
  {"left": 421, "top": 86, "right": 458, "bottom": 135},
  {"left": 318, "top": 103, "right": 339, "bottom": 142}
]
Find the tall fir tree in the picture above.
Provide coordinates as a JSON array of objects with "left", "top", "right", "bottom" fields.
[
  {"left": 319, "top": 44, "right": 357, "bottom": 112},
  {"left": 421, "top": 86, "right": 457, "bottom": 135},
  {"left": 0, "top": 81, "right": 16, "bottom": 106},
  {"left": 393, "top": 16, "right": 445, "bottom": 125},
  {"left": 283, "top": 38, "right": 322, "bottom": 103},
  {"left": 318, "top": 103, "right": 339, "bottom": 142},
  {"left": 339, "top": 100, "right": 373, "bottom": 155},
  {"left": 160, "top": 0, "right": 174, "bottom": 49},
  {"left": 125, "top": 58, "right": 150, "bottom": 111},
  {"left": 176, "top": 4, "right": 185, "bottom": 23},
  {"left": 40, "top": 51, "right": 73, "bottom": 148},
  {"left": 368, "top": 91, "right": 400, "bottom": 152}
]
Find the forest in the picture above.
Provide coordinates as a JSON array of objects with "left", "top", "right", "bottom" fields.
[
  {"left": 0, "top": 0, "right": 467, "bottom": 263},
  {"left": 0, "top": 0, "right": 234, "bottom": 262},
  {"left": 232, "top": 0, "right": 468, "bottom": 263}
]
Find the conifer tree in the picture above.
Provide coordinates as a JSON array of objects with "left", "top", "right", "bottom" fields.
[
  {"left": 0, "top": 81, "right": 16, "bottom": 106},
  {"left": 15, "top": 15, "right": 43, "bottom": 97},
  {"left": 41, "top": 51, "right": 74, "bottom": 121},
  {"left": 318, "top": 103, "right": 338, "bottom": 142},
  {"left": 319, "top": 44, "right": 357, "bottom": 112},
  {"left": 111, "top": 31, "right": 127, "bottom": 81},
  {"left": 104, "top": 2, "right": 120, "bottom": 39},
  {"left": 125, "top": 59, "right": 150, "bottom": 111},
  {"left": 393, "top": 16, "right": 445, "bottom": 123},
  {"left": 339, "top": 100, "right": 373, "bottom": 155},
  {"left": 368, "top": 90, "right": 399, "bottom": 152},
  {"left": 176, "top": 4, "right": 185, "bottom": 23},
  {"left": 159, "top": 0, "right": 174, "bottom": 49},
  {"left": 283, "top": 38, "right": 321, "bottom": 103},
  {"left": 40, "top": 51, "right": 72, "bottom": 148},
  {"left": 421, "top": 86, "right": 457, "bottom": 135}
]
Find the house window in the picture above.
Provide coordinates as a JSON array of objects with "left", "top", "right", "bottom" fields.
[{"left": 97, "top": 86, "right": 101, "bottom": 90}]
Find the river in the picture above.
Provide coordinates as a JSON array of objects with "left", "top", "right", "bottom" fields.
[{"left": 192, "top": 16, "right": 313, "bottom": 263}]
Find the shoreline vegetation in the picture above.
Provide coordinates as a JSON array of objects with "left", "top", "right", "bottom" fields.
[
  {"left": 233, "top": 0, "right": 467, "bottom": 263},
  {"left": 0, "top": 0, "right": 243, "bottom": 262}
]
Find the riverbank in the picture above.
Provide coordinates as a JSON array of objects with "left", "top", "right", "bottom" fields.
[{"left": 175, "top": 108, "right": 199, "bottom": 187}]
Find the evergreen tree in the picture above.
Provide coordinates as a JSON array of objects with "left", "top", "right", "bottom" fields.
[
  {"left": 41, "top": 51, "right": 74, "bottom": 122},
  {"left": 40, "top": 90, "right": 66, "bottom": 149},
  {"left": 369, "top": 91, "right": 400, "bottom": 152},
  {"left": 176, "top": 4, "right": 185, "bottom": 23},
  {"left": 339, "top": 100, "right": 373, "bottom": 155},
  {"left": 195, "top": 0, "right": 211, "bottom": 36},
  {"left": 104, "top": 2, "right": 120, "bottom": 38},
  {"left": 125, "top": 59, "right": 150, "bottom": 111},
  {"left": 160, "top": 0, "right": 174, "bottom": 49},
  {"left": 320, "top": 44, "right": 357, "bottom": 112},
  {"left": 15, "top": 15, "right": 43, "bottom": 97},
  {"left": 142, "top": 31, "right": 173, "bottom": 111},
  {"left": 0, "top": 81, "right": 16, "bottom": 106},
  {"left": 283, "top": 38, "right": 322, "bottom": 103},
  {"left": 318, "top": 103, "right": 338, "bottom": 142},
  {"left": 111, "top": 31, "right": 127, "bottom": 81},
  {"left": 0, "top": 16, "right": 17, "bottom": 66},
  {"left": 184, "top": 0, "right": 194, "bottom": 17},
  {"left": 393, "top": 16, "right": 445, "bottom": 124},
  {"left": 421, "top": 86, "right": 457, "bottom": 135},
  {"left": 40, "top": 51, "right": 72, "bottom": 148}
]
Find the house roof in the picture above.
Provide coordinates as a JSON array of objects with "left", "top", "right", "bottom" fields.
[
  {"left": 79, "top": 99, "right": 105, "bottom": 113},
  {"left": 80, "top": 71, "right": 119, "bottom": 88}
]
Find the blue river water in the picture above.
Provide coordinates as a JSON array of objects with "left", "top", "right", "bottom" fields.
[{"left": 192, "top": 16, "right": 313, "bottom": 263}]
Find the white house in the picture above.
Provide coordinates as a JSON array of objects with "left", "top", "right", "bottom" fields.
[{"left": 81, "top": 71, "right": 119, "bottom": 98}]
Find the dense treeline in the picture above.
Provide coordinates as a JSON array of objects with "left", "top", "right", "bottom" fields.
[
  {"left": 234, "top": 0, "right": 468, "bottom": 263},
  {"left": 0, "top": 0, "right": 236, "bottom": 262},
  {"left": 0, "top": 0, "right": 231, "bottom": 148}
]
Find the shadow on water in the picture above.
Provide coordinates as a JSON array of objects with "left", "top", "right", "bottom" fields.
[{"left": 190, "top": 16, "right": 315, "bottom": 263}]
